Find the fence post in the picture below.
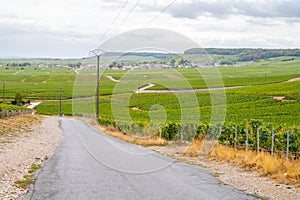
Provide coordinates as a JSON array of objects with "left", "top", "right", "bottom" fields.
[
  {"left": 226, "top": 138, "right": 228, "bottom": 147},
  {"left": 271, "top": 128, "right": 274, "bottom": 157},
  {"left": 246, "top": 127, "right": 248, "bottom": 152},
  {"left": 234, "top": 126, "right": 237, "bottom": 152},
  {"left": 257, "top": 128, "right": 260, "bottom": 154},
  {"left": 218, "top": 126, "right": 222, "bottom": 147},
  {"left": 2, "top": 82, "right": 5, "bottom": 103},
  {"left": 158, "top": 125, "right": 161, "bottom": 140},
  {"left": 59, "top": 87, "right": 62, "bottom": 116},
  {"left": 286, "top": 130, "right": 290, "bottom": 160},
  {"left": 180, "top": 126, "right": 183, "bottom": 142}
]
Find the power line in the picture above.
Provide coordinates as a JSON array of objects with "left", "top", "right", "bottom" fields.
[
  {"left": 113, "top": 0, "right": 142, "bottom": 34},
  {"left": 141, "top": 0, "right": 177, "bottom": 29},
  {"left": 97, "top": 0, "right": 177, "bottom": 50},
  {"left": 96, "top": 0, "right": 130, "bottom": 46},
  {"left": 112, "top": 0, "right": 178, "bottom": 51},
  {"left": 97, "top": 0, "right": 142, "bottom": 49}
]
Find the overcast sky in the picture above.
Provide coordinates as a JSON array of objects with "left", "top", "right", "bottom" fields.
[{"left": 0, "top": 0, "right": 299, "bottom": 58}]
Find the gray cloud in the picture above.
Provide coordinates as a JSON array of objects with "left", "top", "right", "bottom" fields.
[
  {"left": 0, "top": 0, "right": 299, "bottom": 57},
  {"left": 167, "top": 0, "right": 300, "bottom": 19},
  {"left": 0, "top": 22, "right": 96, "bottom": 58}
]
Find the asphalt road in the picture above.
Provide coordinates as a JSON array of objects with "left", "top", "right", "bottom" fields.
[{"left": 26, "top": 118, "right": 257, "bottom": 200}]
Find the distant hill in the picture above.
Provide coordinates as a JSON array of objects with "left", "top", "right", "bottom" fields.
[
  {"left": 104, "top": 52, "right": 175, "bottom": 59},
  {"left": 184, "top": 48, "right": 300, "bottom": 61}
]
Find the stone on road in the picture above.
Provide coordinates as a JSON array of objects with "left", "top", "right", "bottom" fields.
[{"left": 27, "top": 118, "right": 257, "bottom": 200}]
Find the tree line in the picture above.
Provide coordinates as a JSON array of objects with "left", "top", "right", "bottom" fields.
[{"left": 184, "top": 48, "right": 300, "bottom": 62}]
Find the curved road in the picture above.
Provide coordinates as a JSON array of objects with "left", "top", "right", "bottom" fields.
[{"left": 27, "top": 118, "right": 257, "bottom": 200}]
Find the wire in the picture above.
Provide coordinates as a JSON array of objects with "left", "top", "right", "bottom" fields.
[
  {"left": 96, "top": 0, "right": 130, "bottom": 46},
  {"left": 141, "top": 0, "right": 177, "bottom": 29},
  {"left": 96, "top": 0, "right": 142, "bottom": 49},
  {"left": 113, "top": 0, "right": 142, "bottom": 34},
  {"left": 108, "top": 0, "right": 178, "bottom": 51}
]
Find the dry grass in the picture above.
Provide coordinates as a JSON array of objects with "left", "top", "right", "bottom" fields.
[
  {"left": 183, "top": 138, "right": 204, "bottom": 157},
  {"left": 0, "top": 114, "right": 43, "bottom": 137},
  {"left": 209, "top": 145, "right": 300, "bottom": 185},
  {"left": 183, "top": 138, "right": 300, "bottom": 185},
  {"left": 101, "top": 125, "right": 168, "bottom": 147}
]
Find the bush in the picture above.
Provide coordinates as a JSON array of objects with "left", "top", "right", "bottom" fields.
[
  {"left": 15, "top": 92, "right": 23, "bottom": 106},
  {"left": 161, "top": 123, "right": 179, "bottom": 141},
  {"left": 98, "top": 118, "right": 115, "bottom": 126}
]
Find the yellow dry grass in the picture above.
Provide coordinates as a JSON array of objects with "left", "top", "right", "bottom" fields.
[
  {"left": 101, "top": 125, "right": 168, "bottom": 147},
  {"left": 209, "top": 145, "right": 300, "bottom": 185},
  {"left": 0, "top": 114, "right": 43, "bottom": 136},
  {"left": 183, "top": 138, "right": 204, "bottom": 157},
  {"left": 183, "top": 138, "right": 300, "bottom": 185}
]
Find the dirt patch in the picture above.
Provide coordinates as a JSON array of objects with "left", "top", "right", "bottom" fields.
[
  {"left": 0, "top": 115, "right": 62, "bottom": 199},
  {"left": 0, "top": 114, "right": 42, "bottom": 136},
  {"left": 286, "top": 77, "right": 300, "bottom": 82},
  {"left": 163, "top": 74, "right": 181, "bottom": 79},
  {"left": 131, "top": 107, "right": 141, "bottom": 111},
  {"left": 272, "top": 96, "right": 294, "bottom": 102},
  {"left": 106, "top": 75, "right": 120, "bottom": 83}
]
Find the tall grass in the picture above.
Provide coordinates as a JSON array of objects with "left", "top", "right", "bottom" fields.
[{"left": 209, "top": 145, "right": 300, "bottom": 185}]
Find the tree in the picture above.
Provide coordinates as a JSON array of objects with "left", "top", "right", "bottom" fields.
[{"left": 15, "top": 92, "right": 23, "bottom": 106}]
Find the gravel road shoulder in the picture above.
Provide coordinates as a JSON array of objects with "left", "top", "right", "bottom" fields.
[
  {"left": 0, "top": 116, "right": 62, "bottom": 200},
  {"left": 150, "top": 143, "right": 300, "bottom": 200}
]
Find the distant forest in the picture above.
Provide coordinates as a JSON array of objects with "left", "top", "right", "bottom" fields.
[{"left": 184, "top": 48, "right": 300, "bottom": 62}]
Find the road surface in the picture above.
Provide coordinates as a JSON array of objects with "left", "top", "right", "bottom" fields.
[{"left": 26, "top": 118, "right": 257, "bottom": 200}]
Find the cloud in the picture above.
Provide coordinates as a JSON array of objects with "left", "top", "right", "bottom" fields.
[
  {"left": 167, "top": 0, "right": 300, "bottom": 19},
  {"left": 0, "top": 0, "right": 299, "bottom": 57}
]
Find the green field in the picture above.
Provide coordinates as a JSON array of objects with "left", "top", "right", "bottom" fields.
[{"left": 0, "top": 56, "right": 299, "bottom": 128}]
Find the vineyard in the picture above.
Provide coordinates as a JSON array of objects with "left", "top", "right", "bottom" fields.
[
  {"left": 0, "top": 104, "right": 31, "bottom": 118},
  {"left": 1, "top": 56, "right": 300, "bottom": 138},
  {"left": 1, "top": 57, "right": 300, "bottom": 100},
  {"left": 97, "top": 118, "right": 300, "bottom": 157}
]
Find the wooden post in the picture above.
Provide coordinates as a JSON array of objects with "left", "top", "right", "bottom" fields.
[
  {"left": 257, "top": 128, "right": 260, "bottom": 154},
  {"left": 234, "top": 126, "right": 237, "bottom": 152},
  {"left": 2, "top": 82, "right": 5, "bottom": 103},
  {"left": 246, "top": 127, "right": 248, "bottom": 152},
  {"left": 180, "top": 126, "right": 183, "bottom": 143},
  {"left": 271, "top": 128, "right": 275, "bottom": 157},
  {"left": 218, "top": 126, "right": 222, "bottom": 147},
  {"left": 286, "top": 130, "right": 290, "bottom": 160},
  {"left": 59, "top": 87, "right": 62, "bottom": 116},
  {"left": 226, "top": 138, "right": 228, "bottom": 147}
]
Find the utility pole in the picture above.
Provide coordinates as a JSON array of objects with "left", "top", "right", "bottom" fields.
[
  {"left": 265, "top": 73, "right": 267, "bottom": 84},
  {"left": 59, "top": 87, "right": 62, "bottom": 116},
  {"left": 2, "top": 82, "right": 5, "bottom": 104},
  {"left": 89, "top": 49, "right": 106, "bottom": 118}
]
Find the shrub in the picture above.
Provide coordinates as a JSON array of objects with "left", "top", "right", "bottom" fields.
[
  {"left": 161, "top": 123, "right": 179, "bottom": 141},
  {"left": 15, "top": 92, "right": 23, "bottom": 106}
]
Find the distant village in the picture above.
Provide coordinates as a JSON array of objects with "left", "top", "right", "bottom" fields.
[{"left": 2, "top": 58, "right": 232, "bottom": 71}]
